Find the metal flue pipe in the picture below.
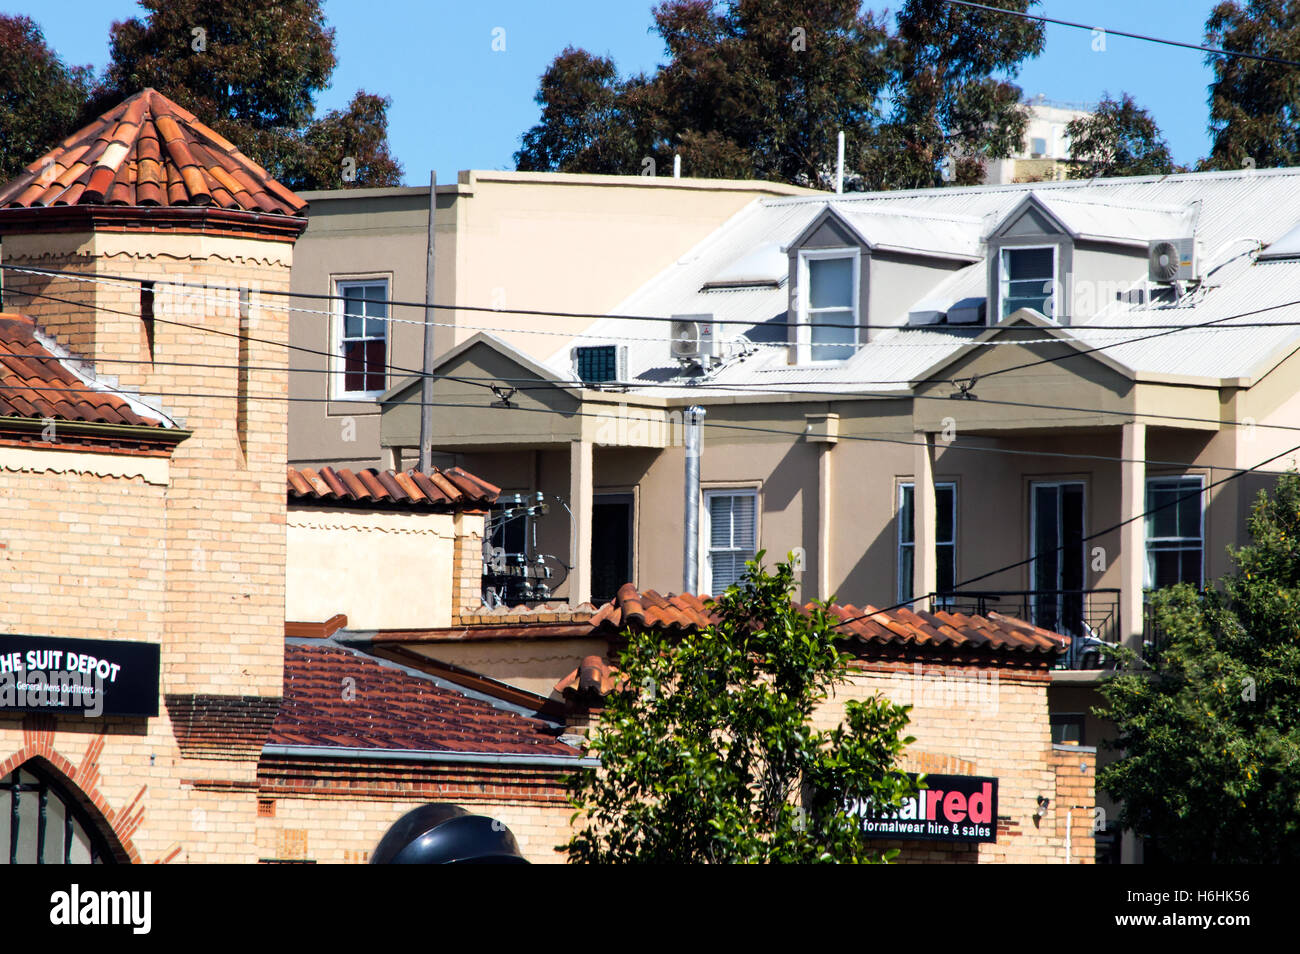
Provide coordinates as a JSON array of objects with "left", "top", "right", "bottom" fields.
[{"left": 683, "top": 405, "right": 706, "bottom": 592}]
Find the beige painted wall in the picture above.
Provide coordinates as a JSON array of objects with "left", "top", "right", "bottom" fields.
[
  {"left": 289, "top": 171, "right": 814, "bottom": 469},
  {"left": 286, "top": 506, "right": 483, "bottom": 630},
  {"left": 403, "top": 637, "right": 607, "bottom": 699}
]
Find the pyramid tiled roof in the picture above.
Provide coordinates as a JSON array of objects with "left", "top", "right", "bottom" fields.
[{"left": 0, "top": 88, "right": 305, "bottom": 216}]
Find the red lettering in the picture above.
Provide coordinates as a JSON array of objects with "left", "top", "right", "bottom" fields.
[
  {"left": 943, "top": 790, "right": 967, "bottom": 823},
  {"left": 926, "top": 790, "right": 944, "bottom": 820},
  {"left": 967, "top": 782, "right": 993, "bottom": 824}
]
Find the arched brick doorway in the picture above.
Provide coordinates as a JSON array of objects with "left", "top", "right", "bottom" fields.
[{"left": 1, "top": 758, "right": 122, "bottom": 864}]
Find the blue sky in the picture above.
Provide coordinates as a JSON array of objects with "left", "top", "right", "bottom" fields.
[{"left": 9, "top": 1, "right": 1224, "bottom": 185}]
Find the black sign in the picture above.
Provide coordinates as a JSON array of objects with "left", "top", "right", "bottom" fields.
[
  {"left": 0, "top": 635, "right": 160, "bottom": 717},
  {"left": 851, "top": 774, "right": 999, "bottom": 843}
]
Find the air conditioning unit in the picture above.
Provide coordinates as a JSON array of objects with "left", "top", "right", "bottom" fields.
[
  {"left": 670, "top": 314, "right": 718, "bottom": 363},
  {"left": 571, "top": 344, "right": 628, "bottom": 385},
  {"left": 1148, "top": 238, "right": 1199, "bottom": 284}
]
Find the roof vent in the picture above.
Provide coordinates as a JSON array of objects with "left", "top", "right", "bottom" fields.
[{"left": 946, "top": 297, "right": 986, "bottom": 325}]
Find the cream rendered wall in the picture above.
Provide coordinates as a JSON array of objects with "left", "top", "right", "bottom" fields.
[
  {"left": 404, "top": 638, "right": 608, "bottom": 699},
  {"left": 450, "top": 171, "right": 814, "bottom": 358},
  {"left": 286, "top": 506, "right": 479, "bottom": 629},
  {"left": 290, "top": 172, "right": 815, "bottom": 470}
]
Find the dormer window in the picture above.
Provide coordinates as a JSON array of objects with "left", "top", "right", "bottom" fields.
[
  {"left": 999, "top": 246, "right": 1057, "bottom": 320},
  {"left": 797, "top": 248, "right": 859, "bottom": 362}
]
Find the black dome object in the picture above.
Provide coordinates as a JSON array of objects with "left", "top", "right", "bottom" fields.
[{"left": 370, "top": 803, "right": 529, "bottom": 864}]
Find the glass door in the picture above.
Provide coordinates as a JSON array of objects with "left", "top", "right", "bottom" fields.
[{"left": 1030, "top": 482, "right": 1085, "bottom": 636}]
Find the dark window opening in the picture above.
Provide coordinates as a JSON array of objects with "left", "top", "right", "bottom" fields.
[
  {"left": 574, "top": 345, "right": 623, "bottom": 384},
  {"left": 591, "top": 495, "right": 633, "bottom": 605},
  {"left": 1, "top": 763, "right": 114, "bottom": 864},
  {"left": 141, "top": 281, "right": 155, "bottom": 360}
]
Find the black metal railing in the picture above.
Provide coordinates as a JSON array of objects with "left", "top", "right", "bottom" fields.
[{"left": 939, "top": 589, "right": 1122, "bottom": 670}]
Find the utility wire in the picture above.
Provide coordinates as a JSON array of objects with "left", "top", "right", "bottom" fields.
[
  {"left": 13, "top": 264, "right": 1300, "bottom": 391},
  {"left": 940, "top": 0, "right": 1300, "bottom": 68},
  {"left": 11, "top": 260, "right": 1300, "bottom": 337},
  {"left": 832, "top": 438, "right": 1300, "bottom": 631},
  {"left": 12, "top": 285, "right": 1300, "bottom": 474}
]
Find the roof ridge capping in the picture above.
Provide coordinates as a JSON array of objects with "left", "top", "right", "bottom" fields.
[
  {"left": 287, "top": 463, "right": 500, "bottom": 510},
  {"left": 756, "top": 164, "right": 1300, "bottom": 207}
]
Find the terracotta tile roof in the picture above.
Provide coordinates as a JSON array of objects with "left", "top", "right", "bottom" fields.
[
  {"left": 589, "top": 584, "right": 718, "bottom": 633},
  {"left": 829, "top": 604, "right": 1068, "bottom": 657},
  {"left": 588, "top": 584, "right": 1067, "bottom": 658},
  {"left": 272, "top": 643, "right": 580, "bottom": 757},
  {"left": 555, "top": 655, "right": 620, "bottom": 702},
  {"left": 0, "top": 313, "right": 170, "bottom": 427},
  {"left": 366, "top": 583, "right": 1068, "bottom": 662},
  {"left": 287, "top": 465, "right": 500, "bottom": 511},
  {"left": 0, "top": 88, "right": 305, "bottom": 216}
]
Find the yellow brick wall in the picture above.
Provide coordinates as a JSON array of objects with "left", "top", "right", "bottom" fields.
[
  {"left": 2, "top": 230, "right": 293, "bottom": 699},
  {"left": 0, "top": 225, "right": 296, "bottom": 862},
  {"left": 820, "top": 663, "right": 1095, "bottom": 864},
  {"left": 255, "top": 796, "right": 573, "bottom": 864}
]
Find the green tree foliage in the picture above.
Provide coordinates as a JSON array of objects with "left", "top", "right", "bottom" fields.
[
  {"left": 1065, "top": 93, "right": 1177, "bottom": 180},
  {"left": 885, "top": 0, "right": 1044, "bottom": 188},
  {"left": 1203, "top": 0, "right": 1300, "bottom": 171},
  {"left": 95, "top": 0, "right": 401, "bottom": 189},
  {"left": 515, "top": 47, "right": 641, "bottom": 175},
  {"left": 515, "top": 1, "right": 1045, "bottom": 190},
  {"left": 1097, "top": 472, "right": 1300, "bottom": 862},
  {"left": 564, "top": 555, "right": 918, "bottom": 863},
  {"left": 0, "top": 15, "right": 93, "bottom": 182}
]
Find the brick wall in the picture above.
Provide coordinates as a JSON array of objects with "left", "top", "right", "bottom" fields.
[
  {"left": 0, "top": 225, "right": 296, "bottom": 863},
  {"left": 819, "top": 660, "right": 1095, "bottom": 864},
  {"left": 2, "top": 230, "right": 293, "bottom": 700}
]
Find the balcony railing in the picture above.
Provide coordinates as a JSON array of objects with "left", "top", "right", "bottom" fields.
[{"left": 939, "top": 589, "right": 1122, "bottom": 670}]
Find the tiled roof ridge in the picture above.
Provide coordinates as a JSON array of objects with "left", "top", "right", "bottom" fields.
[
  {"left": 287, "top": 464, "right": 501, "bottom": 510},
  {"left": 584, "top": 585, "right": 1068, "bottom": 657},
  {"left": 0, "top": 88, "right": 306, "bottom": 216},
  {"left": 0, "top": 312, "right": 176, "bottom": 429}
]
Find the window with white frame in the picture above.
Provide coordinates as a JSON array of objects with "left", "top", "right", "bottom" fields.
[
  {"left": 1145, "top": 476, "right": 1204, "bottom": 590},
  {"left": 705, "top": 490, "right": 757, "bottom": 593},
  {"left": 897, "top": 482, "right": 957, "bottom": 606},
  {"left": 797, "top": 249, "right": 858, "bottom": 362},
  {"left": 336, "top": 279, "right": 388, "bottom": 397},
  {"left": 999, "top": 246, "right": 1057, "bottom": 320}
]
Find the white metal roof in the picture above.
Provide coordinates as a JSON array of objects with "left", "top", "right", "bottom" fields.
[{"left": 543, "top": 167, "right": 1300, "bottom": 394}]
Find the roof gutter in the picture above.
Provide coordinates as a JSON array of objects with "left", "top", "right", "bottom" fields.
[
  {"left": 0, "top": 415, "right": 191, "bottom": 446},
  {"left": 261, "top": 743, "right": 599, "bottom": 769}
]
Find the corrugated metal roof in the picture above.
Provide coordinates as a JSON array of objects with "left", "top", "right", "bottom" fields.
[
  {"left": 1033, "top": 193, "right": 1196, "bottom": 245},
  {"left": 544, "top": 167, "right": 1300, "bottom": 392}
]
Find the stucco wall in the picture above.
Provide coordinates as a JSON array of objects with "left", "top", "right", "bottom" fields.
[{"left": 286, "top": 506, "right": 483, "bottom": 630}]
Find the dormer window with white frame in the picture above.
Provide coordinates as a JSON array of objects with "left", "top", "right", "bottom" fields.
[
  {"left": 999, "top": 246, "right": 1058, "bottom": 321},
  {"left": 796, "top": 247, "right": 859, "bottom": 363}
]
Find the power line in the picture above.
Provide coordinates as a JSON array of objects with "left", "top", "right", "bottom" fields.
[
  {"left": 941, "top": 0, "right": 1300, "bottom": 69},
  {"left": 14, "top": 263, "right": 1300, "bottom": 393},
  {"left": 12, "top": 260, "right": 1300, "bottom": 339},
  {"left": 13, "top": 286, "right": 1300, "bottom": 475},
  {"left": 831, "top": 438, "right": 1300, "bottom": 631}
]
